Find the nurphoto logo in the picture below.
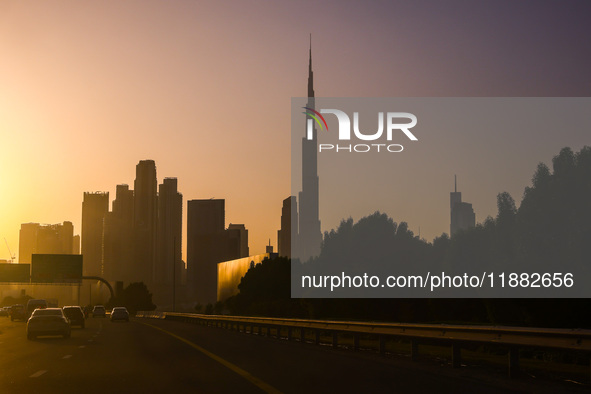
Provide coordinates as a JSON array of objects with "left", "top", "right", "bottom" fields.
[{"left": 304, "top": 107, "right": 418, "bottom": 153}]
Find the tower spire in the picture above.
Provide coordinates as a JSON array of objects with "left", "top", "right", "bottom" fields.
[
  {"left": 298, "top": 35, "right": 322, "bottom": 262},
  {"left": 308, "top": 34, "right": 315, "bottom": 99},
  {"left": 454, "top": 175, "right": 457, "bottom": 193},
  {"left": 309, "top": 34, "right": 312, "bottom": 70}
]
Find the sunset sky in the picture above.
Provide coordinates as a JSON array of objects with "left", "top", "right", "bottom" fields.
[{"left": 1, "top": 0, "right": 590, "bottom": 260}]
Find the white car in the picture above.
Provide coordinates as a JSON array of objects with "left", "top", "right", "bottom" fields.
[
  {"left": 110, "top": 307, "right": 129, "bottom": 322},
  {"left": 27, "top": 308, "right": 71, "bottom": 339}
]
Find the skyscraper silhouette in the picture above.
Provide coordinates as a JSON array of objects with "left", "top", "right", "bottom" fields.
[
  {"left": 450, "top": 176, "right": 476, "bottom": 236},
  {"left": 19, "top": 223, "right": 39, "bottom": 264},
  {"left": 187, "top": 199, "right": 226, "bottom": 304},
  {"left": 278, "top": 196, "right": 297, "bottom": 258},
  {"left": 297, "top": 37, "right": 322, "bottom": 262},
  {"left": 186, "top": 199, "right": 246, "bottom": 304},
  {"left": 103, "top": 184, "right": 134, "bottom": 283},
  {"left": 155, "top": 177, "right": 183, "bottom": 305},
  {"left": 72, "top": 235, "right": 80, "bottom": 254},
  {"left": 227, "top": 224, "right": 249, "bottom": 258},
  {"left": 133, "top": 160, "right": 158, "bottom": 286},
  {"left": 82, "top": 192, "right": 109, "bottom": 276},
  {"left": 19, "top": 222, "right": 76, "bottom": 263}
]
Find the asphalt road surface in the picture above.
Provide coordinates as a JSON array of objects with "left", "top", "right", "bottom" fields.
[{"left": 0, "top": 316, "right": 587, "bottom": 393}]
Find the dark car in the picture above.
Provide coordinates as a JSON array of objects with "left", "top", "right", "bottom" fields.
[
  {"left": 62, "top": 306, "right": 85, "bottom": 328},
  {"left": 27, "top": 308, "right": 71, "bottom": 340},
  {"left": 10, "top": 304, "right": 27, "bottom": 321},
  {"left": 110, "top": 307, "right": 129, "bottom": 322},
  {"left": 92, "top": 305, "right": 106, "bottom": 318}
]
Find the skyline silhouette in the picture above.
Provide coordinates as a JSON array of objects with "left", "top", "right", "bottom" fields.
[
  {"left": 1, "top": 3, "right": 590, "bottom": 392},
  {"left": 2, "top": 1, "right": 591, "bottom": 261}
]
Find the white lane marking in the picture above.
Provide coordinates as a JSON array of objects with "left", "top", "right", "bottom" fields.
[
  {"left": 30, "top": 370, "right": 47, "bottom": 378},
  {"left": 78, "top": 345, "right": 86, "bottom": 349},
  {"left": 62, "top": 355, "right": 72, "bottom": 359}
]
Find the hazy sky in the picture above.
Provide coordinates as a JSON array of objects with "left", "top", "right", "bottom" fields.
[{"left": 1, "top": 0, "right": 590, "bottom": 260}]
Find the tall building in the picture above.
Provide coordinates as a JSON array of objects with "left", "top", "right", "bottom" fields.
[
  {"left": 103, "top": 184, "right": 134, "bottom": 283},
  {"left": 278, "top": 196, "right": 297, "bottom": 258},
  {"left": 187, "top": 199, "right": 225, "bottom": 304},
  {"left": 113, "top": 184, "right": 135, "bottom": 222},
  {"left": 82, "top": 192, "right": 109, "bottom": 276},
  {"left": 19, "top": 222, "right": 75, "bottom": 263},
  {"left": 187, "top": 199, "right": 243, "bottom": 304},
  {"left": 154, "top": 178, "right": 183, "bottom": 305},
  {"left": 72, "top": 235, "right": 81, "bottom": 254},
  {"left": 37, "top": 225, "right": 61, "bottom": 254},
  {"left": 227, "top": 224, "right": 249, "bottom": 258},
  {"left": 450, "top": 176, "right": 476, "bottom": 236},
  {"left": 58, "top": 221, "right": 74, "bottom": 255},
  {"left": 19, "top": 223, "right": 39, "bottom": 263},
  {"left": 297, "top": 39, "right": 322, "bottom": 262},
  {"left": 80, "top": 160, "right": 186, "bottom": 307},
  {"left": 133, "top": 160, "right": 158, "bottom": 286}
]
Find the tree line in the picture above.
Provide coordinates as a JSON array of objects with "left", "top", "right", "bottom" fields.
[{"left": 224, "top": 146, "right": 591, "bottom": 328}]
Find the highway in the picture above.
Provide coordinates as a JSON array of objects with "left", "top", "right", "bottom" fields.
[{"left": 0, "top": 315, "right": 587, "bottom": 393}]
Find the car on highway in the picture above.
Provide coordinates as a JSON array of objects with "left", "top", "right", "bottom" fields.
[
  {"left": 63, "top": 306, "right": 85, "bottom": 328},
  {"left": 26, "top": 299, "right": 48, "bottom": 317},
  {"left": 0, "top": 307, "right": 8, "bottom": 317},
  {"left": 110, "top": 307, "right": 129, "bottom": 322},
  {"left": 92, "top": 305, "right": 106, "bottom": 318},
  {"left": 10, "top": 304, "right": 27, "bottom": 321},
  {"left": 26, "top": 308, "right": 71, "bottom": 339}
]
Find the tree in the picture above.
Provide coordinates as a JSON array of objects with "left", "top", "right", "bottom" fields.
[
  {"left": 225, "top": 256, "right": 306, "bottom": 317},
  {"left": 230, "top": 147, "right": 591, "bottom": 327},
  {"left": 108, "top": 282, "right": 156, "bottom": 314}
]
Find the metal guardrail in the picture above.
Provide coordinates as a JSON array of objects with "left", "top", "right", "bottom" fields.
[{"left": 136, "top": 311, "right": 591, "bottom": 380}]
